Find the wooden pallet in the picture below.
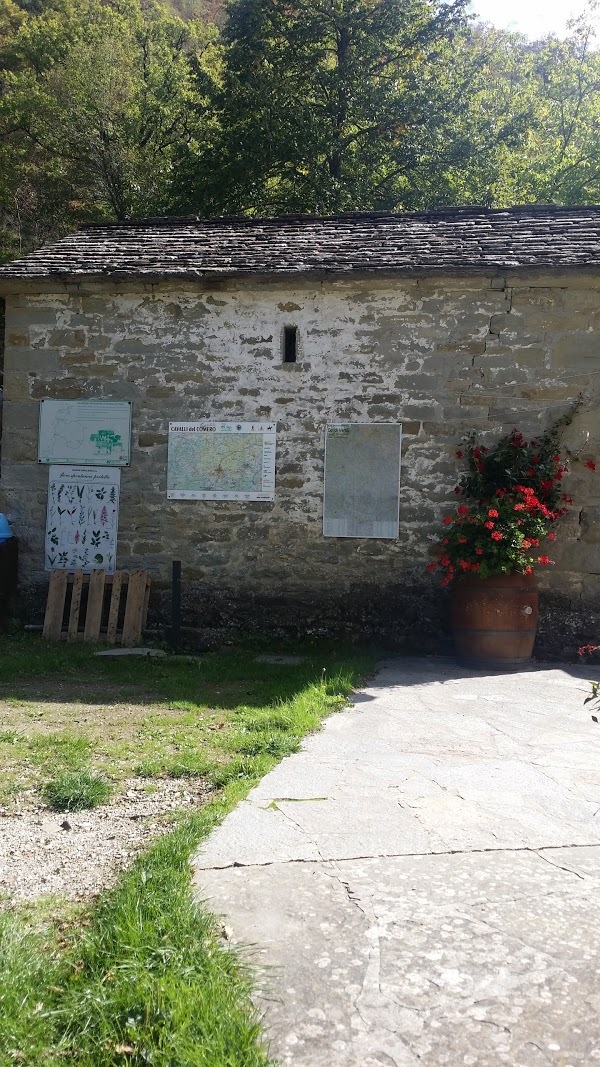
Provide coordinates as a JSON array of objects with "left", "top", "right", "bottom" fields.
[{"left": 43, "top": 569, "right": 150, "bottom": 645}]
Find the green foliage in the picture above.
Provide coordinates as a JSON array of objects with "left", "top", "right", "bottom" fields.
[
  {"left": 41, "top": 767, "right": 112, "bottom": 810},
  {"left": 3, "top": 0, "right": 600, "bottom": 256},
  {"left": 0, "top": 0, "right": 220, "bottom": 260},
  {"left": 0, "top": 639, "right": 372, "bottom": 1065},
  {"left": 428, "top": 420, "right": 584, "bottom": 583}
]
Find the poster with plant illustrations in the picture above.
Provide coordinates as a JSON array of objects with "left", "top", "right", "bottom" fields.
[{"left": 45, "top": 466, "right": 120, "bottom": 573}]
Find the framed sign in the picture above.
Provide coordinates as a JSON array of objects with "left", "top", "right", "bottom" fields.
[
  {"left": 38, "top": 400, "right": 132, "bottom": 466},
  {"left": 45, "top": 466, "right": 120, "bottom": 573},
  {"left": 167, "top": 421, "right": 276, "bottom": 501},
  {"left": 323, "top": 423, "right": 402, "bottom": 538}
]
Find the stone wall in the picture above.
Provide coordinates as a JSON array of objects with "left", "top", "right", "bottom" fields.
[{"left": 1, "top": 271, "right": 599, "bottom": 655}]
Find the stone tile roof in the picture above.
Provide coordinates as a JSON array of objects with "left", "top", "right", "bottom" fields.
[{"left": 2, "top": 206, "right": 600, "bottom": 281}]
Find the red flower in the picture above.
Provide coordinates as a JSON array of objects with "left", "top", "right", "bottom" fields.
[
  {"left": 553, "top": 454, "right": 560, "bottom": 462},
  {"left": 457, "top": 504, "right": 469, "bottom": 515},
  {"left": 538, "top": 555, "right": 551, "bottom": 565},
  {"left": 586, "top": 460, "right": 596, "bottom": 471},
  {"left": 514, "top": 503, "right": 525, "bottom": 511},
  {"left": 456, "top": 450, "right": 463, "bottom": 459},
  {"left": 483, "top": 520, "right": 495, "bottom": 529},
  {"left": 476, "top": 462, "right": 485, "bottom": 473},
  {"left": 495, "top": 489, "right": 505, "bottom": 498},
  {"left": 426, "top": 562, "right": 437, "bottom": 572},
  {"left": 532, "top": 456, "right": 540, "bottom": 464},
  {"left": 526, "top": 468, "right": 535, "bottom": 477},
  {"left": 475, "top": 548, "right": 483, "bottom": 555},
  {"left": 555, "top": 469, "right": 563, "bottom": 480},
  {"left": 473, "top": 447, "right": 482, "bottom": 460},
  {"left": 488, "top": 508, "right": 499, "bottom": 518},
  {"left": 491, "top": 530, "right": 503, "bottom": 541},
  {"left": 563, "top": 496, "right": 573, "bottom": 505},
  {"left": 530, "top": 538, "right": 540, "bottom": 546},
  {"left": 525, "top": 566, "right": 533, "bottom": 574},
  {"left": 471, "top": 562, "right": 480, "bottom": 571},
  {"left": 454, "top": 486, "right": 462, "bottom": 494},
  {"left": 459, "top": 560, "right": 470, "bottom": 570},
  {"left": 522, "top": 539, "right": 532, "bottom": 549},
  {"left": 541, "top": 480, "right": 553, "bottom": 492},
  {"left": 443, "top": 516, "right": 453, "bottom": 526},
  {"left": 547, "top": 532, "right": 556, "bottom": 541},
  {"left": 457, "top": 537, "right": 467, "bottom": 544}
]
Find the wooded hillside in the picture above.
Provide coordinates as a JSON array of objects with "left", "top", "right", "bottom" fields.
[{"left": 1, "top": 0, "right": 600, "bottom": 261}]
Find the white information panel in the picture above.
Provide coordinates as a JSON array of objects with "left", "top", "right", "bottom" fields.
[
  {"left": 45, "top": 466, "right": 120, "bottom": 573},
  {"left": 38, "top": 399, "right": 132, "bottom": 466},
  {"left": 167, "top": 421, "right": 276, "bottom": 501},
  {"left": 323, "top": 423, "right": 402, "bottom": 538}
]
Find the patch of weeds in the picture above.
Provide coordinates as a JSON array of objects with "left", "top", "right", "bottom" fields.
[
  {"left": 136, "top": 753, "right": 216, "bottom": 779},
  {"left": 224, "top": 729, "right": 301, "bottom": 757},
  {"left": 29, "top": 733, "right": 93, "bottom": 770},
  {"left": 207, "top": 755, "right": 271, "bottom": 787},
  {"left": 0, "top": 729, "right": 24, "bottom": 744},
  {"left": 41, "top": 769, "right": 112, "bottom": 812}
]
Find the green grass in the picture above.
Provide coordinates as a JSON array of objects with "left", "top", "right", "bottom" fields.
[
  {"left": 41, "top": 768, "right": 113, "bottom": 812},
  {"left": 0, "top": 637, "right": 372, "bottom": 806},
  {"left": 0, "top": 635, "right": 374, "bottom": 1065}
]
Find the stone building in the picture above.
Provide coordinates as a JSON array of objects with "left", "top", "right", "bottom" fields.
[{"left": 0, "top": 205, "right": 598, "bottom": 655}]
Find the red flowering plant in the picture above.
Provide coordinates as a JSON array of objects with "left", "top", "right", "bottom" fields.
[{"left": 427, "top": 417, "right": 592, "bottom": 587}]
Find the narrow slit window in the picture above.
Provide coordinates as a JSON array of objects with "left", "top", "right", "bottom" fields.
[{"left": 283, "top": 325, "right": 298, "bottom": 363}]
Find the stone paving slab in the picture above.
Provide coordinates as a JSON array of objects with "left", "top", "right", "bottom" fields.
[{"left": 192, "top": 657, "right": 600, "bottom": 1065}]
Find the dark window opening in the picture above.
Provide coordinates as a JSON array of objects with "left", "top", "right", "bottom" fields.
[{"left": 283, "top": 325, "right": 298, "bottom": 363}]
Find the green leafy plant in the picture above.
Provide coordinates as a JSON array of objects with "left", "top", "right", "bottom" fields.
[
  {"left": 428, "top": 421, "right": 596, "bottom": 586},
  {"left": 41, "top": 768, "right": 112, "bottom": 812}
]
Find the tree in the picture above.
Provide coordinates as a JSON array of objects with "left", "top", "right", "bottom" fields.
[
  {"left": 176, "top": 0, "right": 476, "bottom": 215},
  {"left": 0, "top": 0, "right": 219, "bottom": 259}
]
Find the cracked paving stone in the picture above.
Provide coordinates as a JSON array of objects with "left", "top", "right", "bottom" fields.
[{"left": 192, "top": 657, "right": 600, "bottom": 1065}]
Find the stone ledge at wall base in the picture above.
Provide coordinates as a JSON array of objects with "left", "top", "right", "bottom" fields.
[
  {"left": 451, "top": 572, "right": 539, "bottom": 672},
  {"left": 13, "top": 574, "right": 600, "bottom": 661}
]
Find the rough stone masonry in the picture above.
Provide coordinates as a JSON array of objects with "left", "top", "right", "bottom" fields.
[{"left": 0, "top": 215, "right": 599, "bottom": 655}]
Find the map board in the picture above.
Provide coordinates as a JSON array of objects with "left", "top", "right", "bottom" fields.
[
  {"left": 323, "top": 423, "right": 402, "bottom": 538},
  {"left": 167, "top": 422, "right": 277, "bottom": 500},
  {"left": 45, "top": 466, "right": 120, "bottom": 573},
  {"left": 38, "top": 400, "right": 132, "bottom": 465}
]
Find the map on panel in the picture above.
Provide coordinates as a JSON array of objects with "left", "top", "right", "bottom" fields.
[
  {"left": 167, "top": 422, "right": 277, "bottom": 500},
  {"left": 323, "top": 423, "right": 402, "bottom": 538},
  {"left": 38, "top": 400, "right": 132, "bottom": 466}
]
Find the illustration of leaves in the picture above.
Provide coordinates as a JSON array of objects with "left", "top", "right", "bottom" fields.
[{"left": 94, "top": 553, "right": 103, "bottom": 564}]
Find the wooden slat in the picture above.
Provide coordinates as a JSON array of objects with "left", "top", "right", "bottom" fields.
[
  {"left": 142, "top": 577, "right": 151, "bottom": 632},
  {"left": 43, "top": 571, "right": 68, "bottom": 640},
  {"left": 106, "top": 571, "right": 123, "bottom": 645},
  {"left": 84, "top": 569, "right": 105, "bottom": 641},
  {"left": 67, "top": 570, "right": 84, "bottom": 642},
  {"left": 121, "top": 569, "right": 148, "bottom": 647}
]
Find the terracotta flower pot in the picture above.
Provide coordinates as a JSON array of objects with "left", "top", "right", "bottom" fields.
[{"left": 451, "top": 572, "right": 538, "bottom": 671}]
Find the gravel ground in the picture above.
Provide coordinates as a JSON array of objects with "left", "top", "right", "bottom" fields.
[{"left": 0, "top": 778, "right": 213, "bottom": 903}]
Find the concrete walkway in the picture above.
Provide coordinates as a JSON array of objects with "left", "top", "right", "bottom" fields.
[{"left": 192, "top": 658, "right": 600, "bottom": 1066}]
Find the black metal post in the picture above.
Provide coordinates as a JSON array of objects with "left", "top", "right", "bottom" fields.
[{"left": 171, "top": 560, "right": 182, "bottom": 653}]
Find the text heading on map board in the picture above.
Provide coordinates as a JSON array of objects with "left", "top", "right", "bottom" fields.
[
  {"left": 323, "top": 423, "right": 402, "bottom": 538},
  {"left": 167, "top": 422, "right": 276, "bottom": 500},
  {"left": 38, "top": 400, "right": 132, "bottom": 466}
]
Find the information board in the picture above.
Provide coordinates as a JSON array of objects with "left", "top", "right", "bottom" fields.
[
  {"left": 323, "top": 423, "right": 402, "bottom": 538},
  {"left": 38, "top": 400, "right": 132, "bottom": 466},
  {"left": 167, "top": 422, "right": 276, "bottom": 501},
  {"left": 45, "top": 466, "right": 120, "bottom": 573}
]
